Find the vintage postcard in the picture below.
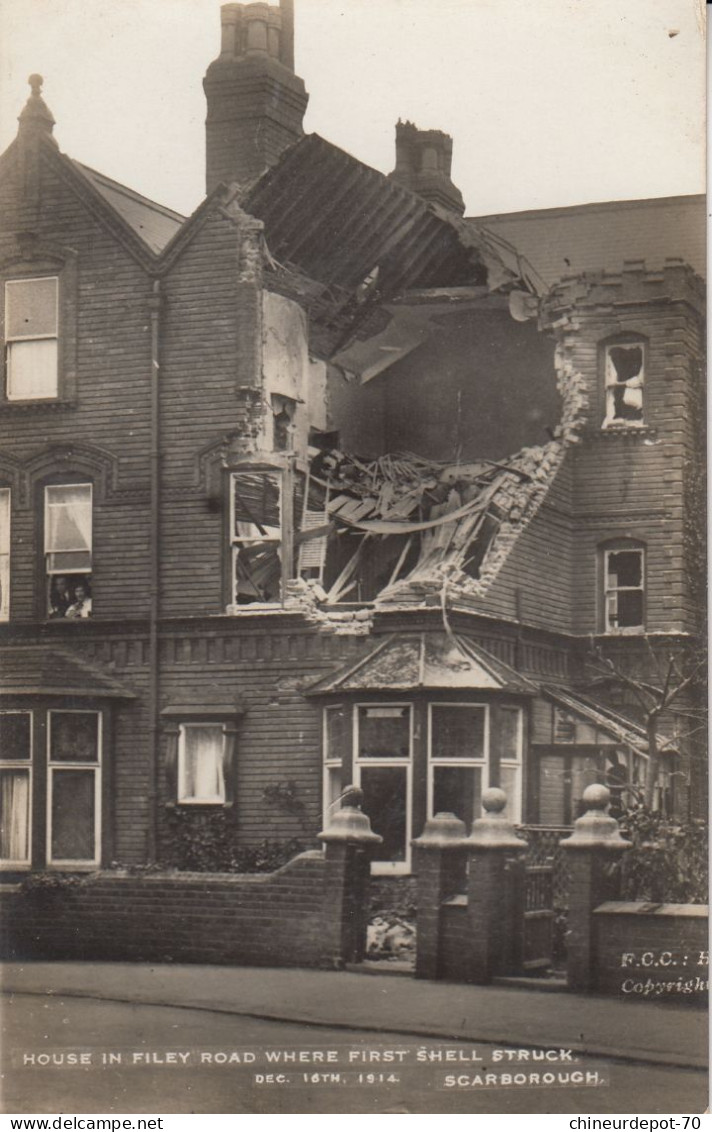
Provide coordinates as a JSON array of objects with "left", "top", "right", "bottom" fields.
[{"left": 0, "top": 0, "right": 707, "bottom": 1117}]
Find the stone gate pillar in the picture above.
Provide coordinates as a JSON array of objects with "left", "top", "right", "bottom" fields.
[
  {"left": 465, "top": 788, "right": 528, "bottom": 984},
  {"left": 560, "top": 783, "right": 631, "bottom": 992},
  {"left": 318, "top": 786, "right": 382, "bottom": 968},
  {"left": 412, "top": 812, "right": 468, "bottom": 980}
]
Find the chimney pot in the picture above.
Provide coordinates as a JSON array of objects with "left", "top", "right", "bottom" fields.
[{"left": 204, "top": 0, "right": 308, "bottom": 191}]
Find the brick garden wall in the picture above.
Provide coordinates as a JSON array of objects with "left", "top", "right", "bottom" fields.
[
  {"left": 593, "top": 902, "right": 708, "bottom": 1001},
  {"left": 0, "top": 844, "right": 369, "bottom": 968}
]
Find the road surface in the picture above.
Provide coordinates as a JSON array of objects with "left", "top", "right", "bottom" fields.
[{"left": 2, "top": 992, "right": 707, "bottom": 1115}]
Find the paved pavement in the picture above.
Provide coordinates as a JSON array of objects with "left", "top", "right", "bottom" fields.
[{"left": 1, "top": 961, "right": 707, "bottom": 1070}]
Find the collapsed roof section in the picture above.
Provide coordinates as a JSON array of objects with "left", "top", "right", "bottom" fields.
[
  {"left": 239, "top": 133, "right": 545, "bottom": 363},
  {"left": 289, "top": 336, "right": 588, "bottom": 614}
]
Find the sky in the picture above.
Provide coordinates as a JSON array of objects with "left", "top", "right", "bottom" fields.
[{"left": 0, "top": 0, "right": 705, "bottom": 219}]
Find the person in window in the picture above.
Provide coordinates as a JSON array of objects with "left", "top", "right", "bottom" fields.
[
  {"left": 49, "top": 576, "right": 73, "bottom": 619},
  {"left": 64, "top": 580, "right": 92, "bottom": 619}
]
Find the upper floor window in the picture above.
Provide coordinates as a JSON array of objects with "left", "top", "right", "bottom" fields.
[
  {"left": 44, "top": 484, "right": 92, "bottom": 618},
  {"left": 603, "top": 340, "right": 644, "bottom": 428},
  {"left": 604, "top": 545, "right": 645, "bottom": 632},
  {"left": 0, "top": 488, "right": 9, "bottom": 622},
  {"left": 230, "top": 469, "right": 284, "bottom": 606},
  {"left": 5, "top": 278, "right": 58, "bottom": 401}
]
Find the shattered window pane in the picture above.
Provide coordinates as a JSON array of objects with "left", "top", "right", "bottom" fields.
[
  {"left": 231, "top": 471, "right": 283, "bottom": 605},
  {"left": 232, "top": 472, "right": 281, "bottom": 537},
  {"left": 604, "top": 547, "right": 644, "bottom": 631},
  {"left": 604, "top": 343, "right": 644, "bottom": 426}
]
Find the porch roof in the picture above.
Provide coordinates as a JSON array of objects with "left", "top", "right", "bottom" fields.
[
  {"left": 541, "top": 684, "right": 648, "bottom": 754},
  {"left": 306, "top": 632, "right": 537, "bottom": 695},
  {"left": 0, "top": 646, "right": 136, "bottom": 699}
]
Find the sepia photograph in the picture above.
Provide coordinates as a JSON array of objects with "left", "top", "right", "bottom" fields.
[{"left": 0, "top": 0, "right": 707, "bottom": 1118}]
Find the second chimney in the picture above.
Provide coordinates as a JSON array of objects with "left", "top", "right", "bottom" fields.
[
  {"left": 204, "top": 1, "right": 309, "bottom": 192},
  {"left": 388, "top": 120, "right": 465, "bottom": 215}
]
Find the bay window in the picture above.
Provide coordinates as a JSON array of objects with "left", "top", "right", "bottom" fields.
[
  {"left": 0, "top": 706, "right": 104, "bottom": 871},
  {"left": 0, "top": 711, "right": 32, "bottom": 866},
  {"left": 323, "top": 697, "right": 526, "bottom": 872},
  {"left": 47, "top": 710, "right": 101, "bottom": 866},
  {"left": 428, "top": 704, "right": 488, "bottom": 828},
  {"left": 354, "top": 705, "right": 412, "bottom": 874},
  {"left": 323, "top": 705, "right": 348, "bottom": 826}
]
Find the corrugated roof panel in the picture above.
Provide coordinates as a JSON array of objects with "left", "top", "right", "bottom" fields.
[{"left": 242, "top": 134, "right": 487, "bottom": 295}]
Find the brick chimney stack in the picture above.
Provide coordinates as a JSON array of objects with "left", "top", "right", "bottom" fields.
[
  {"left": 203, "top": 1, "right": 308, "bottom": 193},
  {"left": 388, "top": 120, "right": 465, "bottom": 215}
]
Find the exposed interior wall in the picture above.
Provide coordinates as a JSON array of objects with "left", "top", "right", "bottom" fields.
[
  {"left": 377, "top": 309, "right": 559, "bottom": 463},
  {"left": 326, "top": 364, "right": 386, "bottom": 456},
  {"left": 261, "top": 290, "right": 312, "bottom": 456}
]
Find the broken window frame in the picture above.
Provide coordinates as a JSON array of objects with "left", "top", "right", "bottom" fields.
[
  {"left": 4, "top": 277, "right": 59, "bottom": 401},
  {"left": 46, "top": 709, "right": 102, "bottom": 868},
  {"left": 270, "top": 394, "right": 297, "bottom": 453},
  {"left": 427, "top": 702, "right": 490, "bottom": 831},
  {"left": 603, "top": 544, "right": 645, "bottom": 634},
  {"left": 0, "top": 710, "right": 32, "bottom": 868},
  {"left": 228, "top": 465, "right": 294, "bottom": 609},
  {"left": 602, "top": 339, "right": 645, "bottom": 429},
  {"left": 352, "top": 703, "right": 413, "bottom": 876}
]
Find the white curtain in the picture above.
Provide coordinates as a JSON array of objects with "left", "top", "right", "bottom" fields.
[
  {"left": 180, "top": 726, "right": 225, "bottom": 802},
  {"left": 0, "top": 770, "right": 29, "bottom": 861}
]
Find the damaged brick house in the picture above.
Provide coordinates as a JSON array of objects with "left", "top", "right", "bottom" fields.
[{"left": 0, "top": 1, "right": 705, "bottom": 881}]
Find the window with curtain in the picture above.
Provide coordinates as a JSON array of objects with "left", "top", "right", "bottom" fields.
[
  {"left": 5, "top": 278, "right": 59, "bottom": 401},
  {"left": 44, "top": 484, "right": 92, "bottom": 618},
  {"left": 0, "top": 712, "right": 32, "bottom": 866},
  {"left": 178, "top": 724, "right": 226, "bottom": 804},
  {"left": 603, "top": 340, "right": 645, "bottom": 427},
  {"left": 0, "top": 489, "right": 9, "bottom": 622}
]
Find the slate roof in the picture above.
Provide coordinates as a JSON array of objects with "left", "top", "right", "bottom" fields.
[
  {"left": 71, "top": 162, "right": 186, "bottom": 254},
  {"left": 0, "top": 646, "right": 136, "bottom": 699},
  {"left": 307, "top": 632, "right": 537, "bottom": 695},
  {"left": 471, "top": 195, "right": 705, "bottom": 287}
]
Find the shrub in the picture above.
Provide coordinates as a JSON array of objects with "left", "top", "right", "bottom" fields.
[
  {"left": 160, "top": 808, "right": 306, "bottom": 872},
  {"left": 617, "top": 806, "right": 708, "bottom": 904}
]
